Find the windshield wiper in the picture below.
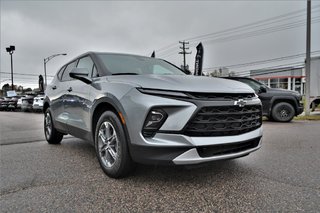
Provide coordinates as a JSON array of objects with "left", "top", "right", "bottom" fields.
[{"left": 112, "top": 73, "right": 139, "bottom": 76}]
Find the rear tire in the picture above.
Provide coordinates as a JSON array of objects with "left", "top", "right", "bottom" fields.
[
  {"left": 44, "top": 108, "right": 63, "bottom": 144},
  {"left": 271, "top": 102, "right": 295, "bottom": 122},
  {"left": 94, "top": 111, "right": 135, "bottom": 178}
]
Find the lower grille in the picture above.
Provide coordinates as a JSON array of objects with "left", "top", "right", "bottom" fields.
[
  {"left": 197, "top": 137, "right": 261, "bottom": 157},
  {"left": 184, "top": 105, "right": 262, "bottom": 136}
]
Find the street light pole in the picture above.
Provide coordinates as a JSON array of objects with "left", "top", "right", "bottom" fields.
[
  {"left": 10, "top": 53, "right": 13, "bottom": 90},
  {"left": 5, "top": 45, "right": 15, "bottom": 90},
  {"left": 44, "top": 58, "right": 47, "bottom": 87},
  {"left": 43, "top": 53, "right": 67, "bottom": 88}
]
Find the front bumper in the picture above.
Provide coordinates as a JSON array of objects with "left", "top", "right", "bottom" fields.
[
  {"left": 21, "top": 105, "right": 33, "bottom": 111},
  {"left": 173, "top": 137, "right": 262, "bottom": 165},
  {"left": 297, "top": 104, "right": 304, "bottom": 115},
  {"left": 131, "top": 136, "right": 262, "bottom": 165},
  {"left": 122, "top": 88, "right": 263, "bottom": 165},
  {"left": 33, "top": 105, "right": 43, "bottom": 110}
]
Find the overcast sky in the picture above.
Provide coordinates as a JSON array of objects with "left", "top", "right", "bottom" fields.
[{"left": 1, "top": 0, "right": 320, "bottom": 89}]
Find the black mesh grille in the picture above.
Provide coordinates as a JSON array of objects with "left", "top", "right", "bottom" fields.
[
  {"left": 186, "top": 92, "right": 255, "bottom": 101},
  {"left": 184, "top": 105, "right": 262, "bottom": 136}
]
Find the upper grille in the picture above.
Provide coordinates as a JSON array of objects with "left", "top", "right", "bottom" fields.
[
  {"left": 184, "top": 105, "right": 262, "bottom": 137},
  {"left": 186, "top": 92, "right": 255, "bottom": 101}
]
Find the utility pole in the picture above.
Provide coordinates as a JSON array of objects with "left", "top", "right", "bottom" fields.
[
  {"left": 305, "top": 0, "right": 311, "bottom": 116},
  {"left": 179, "top": 41, "right": 191, "bottom": 71}
]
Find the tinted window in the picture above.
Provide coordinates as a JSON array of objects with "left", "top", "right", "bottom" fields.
[
  {"left": 61, "top": 61, "right": 77, "bottom": 81},
  {"left": 98, "top": 54, "right": 185, "bottom": 75},
  {"left": 77, "top": 56, "right": 94, "bottom": 76},
  {"left": 237, "top": 78, "right": 265, "bottom": 91}
]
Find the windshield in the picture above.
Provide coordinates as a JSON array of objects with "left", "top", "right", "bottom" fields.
[
  {"left": 237, "top": 78, "right": 267, "bottom": 91},
  {"left": 98, "top": 54, "right": 185, "bottom": 75}
]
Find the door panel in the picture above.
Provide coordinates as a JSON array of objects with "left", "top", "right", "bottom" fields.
[
  {"left": 53, "top": 60, "right": 77, "bottom": 132},
  {"left": 64, "top": 55, "right": 95, "bottom": 140},
  {"left": 64, "top": 80, "right": 92, "bottom": 140},
  {"left": 49, "top": 81, "right": 69, "bottom": 131}
]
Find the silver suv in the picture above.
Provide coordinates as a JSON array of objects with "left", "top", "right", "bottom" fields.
[{"left": 44, "top": 52, "right": 263, "bottom": 178}]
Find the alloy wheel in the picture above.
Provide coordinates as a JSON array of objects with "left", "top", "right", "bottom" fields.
[
  {"left": 45, "top": 112, "right": 52, "bottom": 139},
  {"left": 97, "top": 121, "right": 119, "bottom": 168}
]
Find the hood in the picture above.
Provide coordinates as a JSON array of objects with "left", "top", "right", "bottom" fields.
[
  {"left": 107, "top": 75, "right": 254, "bottom": 93},
  {"left": 268, "top": 87, "right": 301, "bottom": 96}
]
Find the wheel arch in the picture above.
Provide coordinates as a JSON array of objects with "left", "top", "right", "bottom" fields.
[
  {"left": 90, "top": 96, "right": 131, "bottom": 148},
  {"left": 43, "top": 96, "right": 51, "bottom": 114},
  {"left": 43, "top": 101, "right": 50, "bottom": 114},
  {"left": 269, "top": 96, "right": 299, "bottom": 116}
]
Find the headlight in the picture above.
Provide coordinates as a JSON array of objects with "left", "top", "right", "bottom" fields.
[
  {"left": 142, "top": 108, "right": 168, "bottom": 137},
  {"left": 137, "top": 88, "right": 189, "bottom": 98}
]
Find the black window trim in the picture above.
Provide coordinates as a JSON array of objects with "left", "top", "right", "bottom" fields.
[
  {"left": 61, "top": 59, "right": 78, "bottom": 82},
  {"left": 57, "top": 65, "right": 67, "bottom": 81}
]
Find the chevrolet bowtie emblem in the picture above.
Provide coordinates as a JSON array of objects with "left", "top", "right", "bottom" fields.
[{"left": 234, "top": 99, "right": 247, "bottom": 107}]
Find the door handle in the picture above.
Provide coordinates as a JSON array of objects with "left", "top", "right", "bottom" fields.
[
  {"left": 67, "top": 87, "right": 72, "bottom": 92},
  {"left": 52, "top": 86, "right": 57, "bottom": 90}
]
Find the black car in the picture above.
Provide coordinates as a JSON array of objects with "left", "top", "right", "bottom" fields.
[
  {"left": 223, "top": 77, "right": 303, "bottom": 122},
  {"left": 7, "top": 96, "right": 18, "bottom": 111},
  {"left": 0, "top": 97, "right": 11, "bottom": 111},
  {"left": 0, "top": 98, "right": 4, "bottom": 111}
]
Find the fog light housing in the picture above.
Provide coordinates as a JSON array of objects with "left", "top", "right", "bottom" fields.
[{"left": 142, "top": 108, "right": 167, "bottom": 137}]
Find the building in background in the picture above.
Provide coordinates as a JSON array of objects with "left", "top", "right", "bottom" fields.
[
  {"left": 249, "top": 57, "right": 320, "bottom": 95},
  {"left": 250, "top": 66, "right": 305, "bottom": 94}
]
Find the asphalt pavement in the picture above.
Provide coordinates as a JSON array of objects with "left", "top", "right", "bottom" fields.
[{"left": 0, "top": 111, "right": 319, "bottom": 212}]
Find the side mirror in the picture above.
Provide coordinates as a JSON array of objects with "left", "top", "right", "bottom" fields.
[
  {"left": 258, "top": 86, "right": 267, "bottom": 93},
  {"left": 184, "top": 70, "right": 192, "bottom": 75},
  {"left": 69, "top": 68, "right": 92, "bottom": 84}
]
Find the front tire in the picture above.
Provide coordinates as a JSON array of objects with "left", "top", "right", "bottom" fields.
[
  {"left": 44, "top": 108, "right": 63, "bottom": 144},
  {"left": 271, "top": 102, "right": 295, "bottom": 122},
  {"left": 94, "top": 111, "right": 135, "bottom": 178}
]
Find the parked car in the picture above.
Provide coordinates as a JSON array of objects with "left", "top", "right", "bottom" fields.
[
  {"left": 7, "top": 96, "right": 18, "bottom": 111},
  {"left": 0, "top": 97, "right": 5, "bottom": 111},
  {"left": 16, "top": 96, "right": 26, "bottom": 111},
  {"left": 44, "top": 52, "right": 263, "bottom": 178},
  {"left": 0, "top": 97, "right": 11, "bottom": 111},
  {"left": 223, "top": 77, "right": 303, "bottom": 122},
  {"left": 33, "top": 95, "right": 44, "bottom": 112},
  {"left": 21, "top": 96, "right": 35, "bottom": 112}
]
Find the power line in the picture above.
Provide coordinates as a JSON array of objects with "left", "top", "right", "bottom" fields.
[
  {"left": 199, "top": 50, "right": 320, "bottom": 71},
  {"left": 158, "top": 17, "right": 320, "bottom": 58},
  {"left": 195, "top": 17, "right": 320, "bottom": 45},
  {"left": 187, "top": 7, "right": 320, "bottom": 43},
  {"left": 156, "top": 6, "right": 320, "bottom": 55},
  {"left": 0, "top": 72, "right": 54, "bottom": 77}
]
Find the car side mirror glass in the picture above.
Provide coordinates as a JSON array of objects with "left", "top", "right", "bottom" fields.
[
  {"left": 258, "top": 86, "right": 267, "bottom": 93},
  {"left": 69, "top": 68, "right": 92, "bottom": 84}
]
